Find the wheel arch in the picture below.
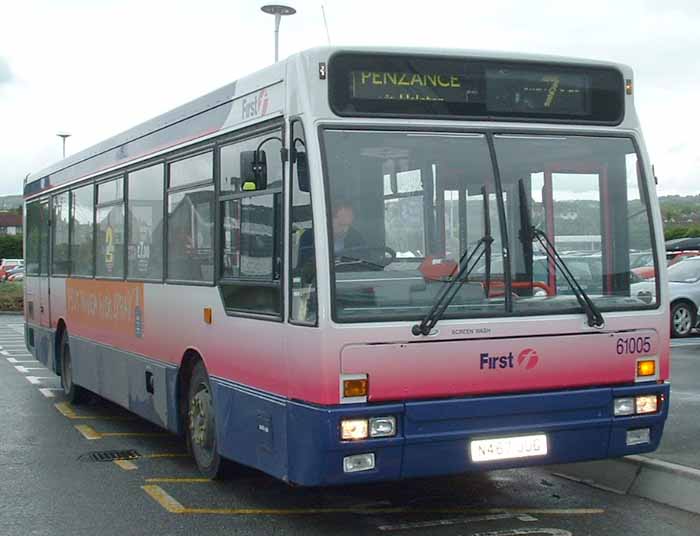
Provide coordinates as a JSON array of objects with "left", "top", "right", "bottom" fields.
[
  {"left": 176, "top": 347, "right": 207, "bottom": 436},
  {"left": 670, "top": 298, "right": 698, "bottom": 337},
  {"left": 53, "top": 317, "right": 67, "bottom": 376},
  {"left": 671, "top": 297, "right": 697, "bottom": 316}
]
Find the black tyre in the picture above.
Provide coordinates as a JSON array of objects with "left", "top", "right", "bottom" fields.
[
  {"left": 187, "top": 360, "right": 225, "bottom": 479},
  {"left": 671, "top": 301, "right": 695, "bottom": 338},
  {"left": 60, "top": 331, "right": 87, "bottom": 404}
]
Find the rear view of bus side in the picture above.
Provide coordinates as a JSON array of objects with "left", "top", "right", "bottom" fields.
[{"left": 23, "top": 47, "right": 669, "bottom": 485}]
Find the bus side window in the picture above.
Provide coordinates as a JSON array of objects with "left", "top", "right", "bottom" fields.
[
  {"left": 52, "top": 191, "right": 70, "bottom": 276},
  {"left": 218, "top": 129, "right": 284, "bottom": 317},
  {"left": 25, "top": 201, "right": 42, "bottom": 275},
  {"left": 96, "top": 177, "right": 125, "bottom": 278},
  {"left": 127, "top": 164, "right": 164, "bottom": 280},
  {"left": 166, "top": 152, "right": 215, "bottom": 283},
  {"left": 289, "top": 120, "right": 317, "bottom": 325},
  {"left": 70, "top": 184, "right": 95, "bottom": 276}
]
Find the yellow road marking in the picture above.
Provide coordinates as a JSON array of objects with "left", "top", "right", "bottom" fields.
[
  {"left": 141, "top": 453, "right": 189, "bottom": 459},
  {"left": 146, "top": 477, "right": 210, "bottom": 483},
  {"left": 75, "top": 424, "right": 102, "bottom": 440},
  {"left": 114, "top": 459, "right": 138, "bottom": 471},
  {"left": 140, "top": 484, "right": 605, "bottom": 516},
  {"left": 73, "top": 424, "right": 168, "bottom": 440},
  {"left": 54, "top": 402, "right": 134, "bottom": 421},
  {"left": 142, "top": 485, "right": 186, "bottom": 514},
  {"left": 100, "top": 431, "right": 169, "bottom": 437},
  {"left": 177, "top": 507, "right": 605, "bottom": 516}
]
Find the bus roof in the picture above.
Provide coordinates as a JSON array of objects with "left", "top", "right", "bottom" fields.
[{"left": 25, "top": 46, "right": 633, "bottom": 197}]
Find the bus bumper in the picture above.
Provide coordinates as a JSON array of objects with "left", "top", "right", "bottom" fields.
[{"left": 286, "top": 383, "right": 669, "bottom": 486}]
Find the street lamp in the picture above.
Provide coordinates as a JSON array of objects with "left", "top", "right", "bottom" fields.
[
  {"left": 57, "top": 132, "right": 71, "bottom": 159},
  {"left": 261, "top": 4, "right": 296, "bottom": 63}
]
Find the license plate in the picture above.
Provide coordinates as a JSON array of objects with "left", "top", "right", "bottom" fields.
[{"left": 470, "top": 434, "right": 548, "bottom": 462}]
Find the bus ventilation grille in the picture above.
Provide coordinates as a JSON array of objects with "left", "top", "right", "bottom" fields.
[{"left": 79, "top": 450, "right": 141, "bottom": 462}]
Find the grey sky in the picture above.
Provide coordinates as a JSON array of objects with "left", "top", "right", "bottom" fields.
[
  {"left": 0, "top": 57, "right": 12, "bottom": 85},
  {"left": 1, "top": 0, "right": 698, "bottom": 197}
]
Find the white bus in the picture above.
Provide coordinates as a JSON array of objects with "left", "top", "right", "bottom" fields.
[{"left": 24, "top": 47, "right": 669, "bottom": 484}]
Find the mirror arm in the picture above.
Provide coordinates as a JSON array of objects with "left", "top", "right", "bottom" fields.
[
  {"left": 256, "top": 136, "right": 283, "bottom": 153},
  {"left": 291, "top": 137, "right": 306, "bottom": 163}
]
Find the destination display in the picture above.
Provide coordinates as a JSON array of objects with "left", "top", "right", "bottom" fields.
[{"left": 330, "top": 54, "right": 624, "bottom": 124}]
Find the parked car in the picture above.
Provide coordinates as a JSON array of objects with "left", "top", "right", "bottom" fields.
[
  {"left": 8, "top": 271, "right": 24, "bottom": 282},
  {"left": 0, "top": 258, "right": 23, "bottom": 280},
  {"left": 666, "top": 237, "right": 700, "bottom": 252},
  {"left": 649, "top": 256, "right": 700, "bottom": 338},
  {"left": 631, "top": 250, "right": 700, "bottom": 280},
  {"left": 6, "top": 266, "right": 24, "bottom": 282}
]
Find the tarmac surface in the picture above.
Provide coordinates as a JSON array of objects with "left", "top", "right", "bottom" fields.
[
  {"left": 1, "top": 315, "right": 699, "bottom": 536},
  {"left": 652, "top": 339, "right": 700, "bottom": 469}
]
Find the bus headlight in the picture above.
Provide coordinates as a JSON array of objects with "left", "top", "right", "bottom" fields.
[
  {"left": 614, "top": 395, "right": 660, "bottom": 416},
  {"left": 614, "top": 398, "right": 635, "bottom": 416},
  {"left": 341, "top": 419, "right": 369, "bottom": 440},
  {"left": 635, "top": 395, "right": 658, "bottom": 414},
  {"left": 369, "top": 416, "right": 396, "bottom": 438},
  {"left": 341, "top": 416, "right": 397, "bottom": 440}
]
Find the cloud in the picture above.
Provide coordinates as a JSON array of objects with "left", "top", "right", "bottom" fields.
[
  {"left": 0, "top": 57, "right": 13, "bottom": 85},
  {"left": 0, "top": 0, "right": 699, "bottom": 197}
]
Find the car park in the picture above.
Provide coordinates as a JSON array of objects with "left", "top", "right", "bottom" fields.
[
  {"left": 6, "top": 266, "right": 24, "bottom": 282},
  {"left": 633, "top": 256, "right": 700, "bottom": 337},
  {"left": 0, "top": 258, "right": 24, "bottom": 280},
  {"left": 631, "top": 250, "right": 699, "bottom": 280},
  {"left": 667, "top": 257, "right": 700, "bottom": 337},
  {"left": 631, "top": 256, "right": 700, "bottom": 337},
  {"left": 666, "top": 237, "right": 700, "bottom": 252}
]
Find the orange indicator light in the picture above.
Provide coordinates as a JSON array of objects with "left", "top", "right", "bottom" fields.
[
  {"left": 637, "top": 360, "right": 656, "bottom": 377},
  {"left": 343, "top": 379, "right": 368, "bottom": 398},
  {"left": 625, "top": 79, "right": 633, "bottom": 95},
  {"left": 203, "top": 307, "right": 213, "bottom": 324}
]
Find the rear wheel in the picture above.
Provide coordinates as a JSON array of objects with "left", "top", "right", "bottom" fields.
[
  {"left": 60, "top": 331, "right": 86, "bottom": 404},
  {"left": 187, "top": 360, "right": 225, "bottom": 479},
  {"left": 671, "top": 301, "right": 695, "bottom": 338}
]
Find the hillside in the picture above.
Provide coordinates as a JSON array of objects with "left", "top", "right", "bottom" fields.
[{"left": 659, "top": 194, "right": 700, "bottom": 226}]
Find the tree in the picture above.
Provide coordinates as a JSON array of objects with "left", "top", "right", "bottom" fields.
[{"left": 0, "top": 235, "right": 22, "bottom": 259}]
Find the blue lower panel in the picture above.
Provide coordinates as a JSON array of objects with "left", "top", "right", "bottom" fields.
[
  {"left": 25, "top": 323, "right": 55, "bottom": 372},
  {"left": 212, "top": 379, "right": 289, "bottom": 481},
  {"left": 206, "top": 379, "right": 670, "bottom": 486},
  {"left": 284, "top": 383, "right": 670, "bottom": 486},
  {"left": 55, "top": 332, "right": 181, "bottom": 433},
  {"left": 287, "top": 400, "right": 405, "bottom": 485}
]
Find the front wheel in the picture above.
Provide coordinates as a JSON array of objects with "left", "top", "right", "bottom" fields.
[
  {"left": 187, "top": 361, "right": 225, "bottom": 479},
  {"left": 671, "top": 302, "right": 695, "bottom": 338},
  {"left": 60, "top": 331, "right": 87, "bottom": 404}
]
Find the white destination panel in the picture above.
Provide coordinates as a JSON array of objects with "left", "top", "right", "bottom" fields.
[{"left": 470, "top": 434, "right": 548, "bottom": 462}]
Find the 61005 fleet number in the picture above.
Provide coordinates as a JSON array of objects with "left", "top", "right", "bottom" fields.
[{"left": 616, "top": 336, "right": 651, "bottom": 356}]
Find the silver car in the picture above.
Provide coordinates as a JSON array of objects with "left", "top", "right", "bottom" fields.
[{"left": 666, "top": 256, "right": 700, "bottom": 337}]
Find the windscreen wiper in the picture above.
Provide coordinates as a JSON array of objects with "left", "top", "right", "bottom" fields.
[
  {"left": 412, "top": 234, "right": 493, "bottom": 336},
  {"left": 517, "top": 180, "right": 604, "bottom": 328},
  {"left": 335, "top": 255, "right": 386, "bottom": 271},
  {"left": 481, "top": 186, "right": 492, "bottom": 299}
]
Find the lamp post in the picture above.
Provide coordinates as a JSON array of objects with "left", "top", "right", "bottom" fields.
[
  {"left": 57, "top": 132, "right": 71, "bottom": 158},
  {"left": 261, "top": 4, "right": 296, "bottom": 63}
]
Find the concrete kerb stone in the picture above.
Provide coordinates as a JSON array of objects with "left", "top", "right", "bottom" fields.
[
  {"left": 549, "top": 455, "right": 700, "bottom": 515},
  {"left": 670, "top": 338, "right": 700, "bottom": 348}
]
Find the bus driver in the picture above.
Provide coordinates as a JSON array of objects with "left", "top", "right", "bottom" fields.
[{"left": 331, "top": 201, "right": 365, "bottom": 257}]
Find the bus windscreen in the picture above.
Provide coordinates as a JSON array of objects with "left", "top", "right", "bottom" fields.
[{"left": 329, "top": 53, "right": 624, "bottom": 124}]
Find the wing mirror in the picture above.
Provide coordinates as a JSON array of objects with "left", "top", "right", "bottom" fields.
[
  {"left": 240, "top": 150, "right": 267, "bottom": 191},
  {"left": 296, "top": 151, "right": 310, "bottom": 192}
]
